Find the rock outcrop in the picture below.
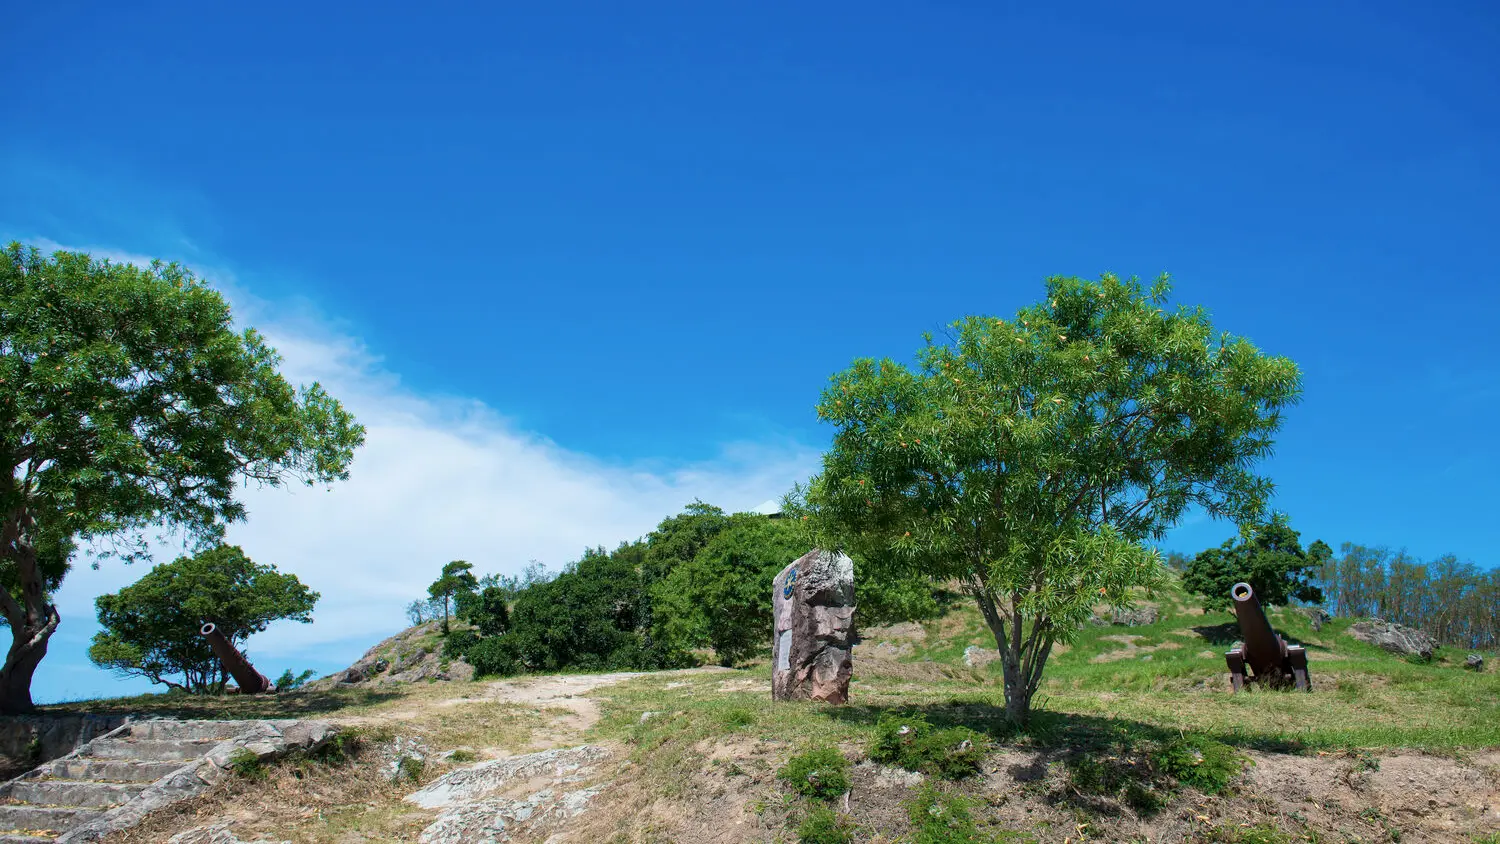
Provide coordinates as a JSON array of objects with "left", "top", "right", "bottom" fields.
[
  {"left": 404, "top": 745, "right": 610, "bottom": 843},
  {"left": 1349, "top": 619, "right": 1438, "bottom": 661},
  {"left": 306, "top": 622, "right": 474, "bottom": 690},
  {"left": 772, "top": 549, "right": 856, "bottom": 704}
]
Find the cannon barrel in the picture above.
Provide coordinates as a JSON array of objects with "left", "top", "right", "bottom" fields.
[
  {"left": 200, "top": 623, "right": 274, "bottom": 694},
  {"left": 1225, "top": 582, "right": 1311, "bottom": 693}
]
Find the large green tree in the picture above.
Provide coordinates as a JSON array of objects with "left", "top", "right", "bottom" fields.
[
  {"left": 654, "top": 513, "right": 807, "bottom": 666},
  {"left": 0, "top": 244, "right": 363, "bottom": 712},
  {"left": 800, "top": 273, "right": 1301, "bottom": 722},
  {"left": 88, "top": 545, "right": 319, "bottom": 692},
  {"left": 1182, "top": 514, "right": 1328, "bottom": 611}
]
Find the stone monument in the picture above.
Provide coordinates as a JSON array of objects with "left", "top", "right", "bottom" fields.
[{"left": 772, "top": 548, "right": 855, "bottom": 704}]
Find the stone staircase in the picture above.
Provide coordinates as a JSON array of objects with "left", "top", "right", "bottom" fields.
[{"left": 0, "top": 720, "right": 260, "bottom": 843}]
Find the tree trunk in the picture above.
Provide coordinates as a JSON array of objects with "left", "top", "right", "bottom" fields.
[
  {"left": 0, "top": 505, "right": 61, "bottom": 715},
  {"left": 0, "top": 609, "right": 58, "bottom": 714}
]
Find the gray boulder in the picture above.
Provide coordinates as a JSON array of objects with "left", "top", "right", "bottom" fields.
[
  {"left": 1349, "top": 619, "right": 1437, "bottom": 660},
  {"left": 1465, "top": 653, "right": 1484, "bottom": 671},
  {"left": 1299, "top": 607, "right": 1331, "bottom": 632},
  {"left": 1092, "top": 605, "right": 1159, "bottom": 626}
]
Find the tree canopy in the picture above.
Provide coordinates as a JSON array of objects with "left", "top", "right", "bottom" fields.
[
  {"left": 428, "top": 560, "right": 479, "bottom": 632},
  {"left": 799, "top": 273, "right": 1302, "bottom": 722},
  {"left": 88, "top": 545, "right": 318, "bottom": 693},
  {"left": 0, "top": 243, "right": 364, "bottom": 711},
  {"left": 1182, "top": 514, "right": 1328, "bottom": 611}
]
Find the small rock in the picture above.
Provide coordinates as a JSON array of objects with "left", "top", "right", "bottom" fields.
[
  {"left": 962, "top": 646, "right": 998, "bottom": 669},
  {"left": 280, "top": 720, "right": 335, "bottom": 751},
  {"left": 638, "top": 711, "right": 661, "bottom": 723},
  {"left": 1298, "top": 607, "right": 1331, "bottom": 631},
  {"left": 1466, "top": 653, "right": 1485, "bottom": 671},
  {"left": 1111, "top": 605, "right": 1159, "bottom": 626}
]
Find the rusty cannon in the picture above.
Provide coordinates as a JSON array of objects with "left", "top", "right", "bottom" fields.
[
  {"left": 199, "top": 622, "right": 275, "bottom": 694},
  {"left": 1225, "top": 582, "right": 1311, "bottom": 692}
]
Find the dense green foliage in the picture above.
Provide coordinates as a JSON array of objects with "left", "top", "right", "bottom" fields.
[
  {"left": 438, "top": 501, "right": 949, "bottom": 677},
  {"left": 869, "top": 713, "right": 989, "bottom": 780},
  {"left": 0, "top": 244, "right": 362, "bottom": 711},
  {"left": 777, "top": 747, "right": 851, "bottom": 801},
  {"left": 1182, "top": 514, "right": 1328, "bottom": 611},
  {"left": 463, "top": 635, "right": 521, "bottom": 677},
  {"left": 464, "top": 586, "right": 510, "bottom": 636},
  {"left": 1151, "top": 735, "right": 1247, "bottom": 794},
  {"left": 905, "top": 787, "right": 1021, "bottom": 844},
  {"left": 88, "top": 545, "right": 318, "bottom": 692},
  {"left": 799, "top": 273, "right": 1301, "bottom": 722},
  {"left": 796, "top": 807, "right": 855, "bottom": 844},
  {"left": 655, "top": 514, "right": 807, "bottom": 666},
  {"left": 1316, "top": 544, "right": 1500, "bottom": 649}
]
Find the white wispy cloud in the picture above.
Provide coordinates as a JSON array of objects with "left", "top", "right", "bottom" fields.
[{"left": 32, "top": 241, "right": 822, "bottom": 701}]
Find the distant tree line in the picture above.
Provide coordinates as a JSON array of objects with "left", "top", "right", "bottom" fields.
[
  {"left": 1314, "top": 544, "right": 1500, "bottom": 650},
  {"left": 1178, "top": 518, "right": 1497, "bottom": 651},
  {"left": 415, "top": 500, "right": 951, "bottom": 677}
]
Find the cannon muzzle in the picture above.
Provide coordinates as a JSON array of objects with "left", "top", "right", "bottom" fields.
[
  {"left": 200, "top": 623, "right": 275, "bottom": 694},
  {"left": 1225, "top": 582, "right": 1311, "bottom": 693}
]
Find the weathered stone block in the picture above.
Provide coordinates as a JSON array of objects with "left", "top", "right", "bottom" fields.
[{"left": 772, "top": 549, "right": 855, "bottom": 704}]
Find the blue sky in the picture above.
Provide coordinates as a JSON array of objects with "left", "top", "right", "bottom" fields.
[{"left": 3, "top": 1, "right": 1497, "bottom": 703}]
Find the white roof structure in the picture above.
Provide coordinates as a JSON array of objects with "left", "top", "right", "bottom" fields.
[{"left": 752, "top": 499, "right": 784, "bottom": 516}]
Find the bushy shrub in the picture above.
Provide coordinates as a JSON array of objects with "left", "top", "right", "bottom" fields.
[
  {"left": 797, "top": 806, "right": 854, "bottom": 844},
  {"left": 227, "top": 748, "right": 267, "bottom": 780},
  {"left": 777, "top": 747, "right": 851, "bottom": 801},
  {"left": 274, "top": 668, "right": 316, "bottom": 691},
  {"left": 464, "top": 636, "right": 522, "bottom": 677},
  {"left": 870, "top": 713, "right": 988, "bottom": 780},
  {"left": 906, "top": 786, "right": 1031, "bottom": 844},
  {"left": 443, "top": 629, "right": 478, "bottom": 659},
  {"left": 1065, "top": 753, "right": 1167, "bottom": 815},
  {"left": 1152, "top": 735, "right": 1247, "bottom": 794}
]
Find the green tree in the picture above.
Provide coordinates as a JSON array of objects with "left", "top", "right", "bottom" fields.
[
  {"left": 88, "top": 545, "right": 319, "bottom": 693},
  {"left": 428, "top": 560, "right": 478, "bottom": 633},
  {"left": 0, "top": 245, "right": 363, "bottom": 712},
  {"left": 800, "top": 273, "right": 1301, "bottom": 722},
  {"left": 505, "top": 544, "right": 655, "bottom": 671},
  {"left": 1182, "top": 515, "right": 1328, "bottom": 611},
  {"left": 654, "top": 513, "right": 806, "bottom": 666}
]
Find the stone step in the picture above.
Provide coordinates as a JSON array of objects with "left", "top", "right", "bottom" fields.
[
  {"left": 7, "top": 780, "right": 147, "bottom": 809},
  {"left": 124, "top": 720, "right": 254, "bottom": 741},
  {"left": 0, "top": 835, "right": 55, "bottom": 844},
  {"left": 0, "top": 804, "right": 99, "bottom": 834},
  {"left": 43, "top": 758, "right": 182, "bottom": 783},
  {"left": 83, "top": 737, "right": 219, "bottom": 762}
]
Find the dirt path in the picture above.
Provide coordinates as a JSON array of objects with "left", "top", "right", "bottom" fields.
[{"left": 444, "top": 666, "right": 734, "bottom": 734}]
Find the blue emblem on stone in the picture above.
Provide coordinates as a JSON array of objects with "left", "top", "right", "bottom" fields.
[{"left": 782, "top": 567, "right": 798, "bottom": 598}]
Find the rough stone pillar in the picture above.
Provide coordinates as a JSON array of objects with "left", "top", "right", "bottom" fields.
[{"left": 772, "top": 549, "right": 855, "bottom": 704}]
